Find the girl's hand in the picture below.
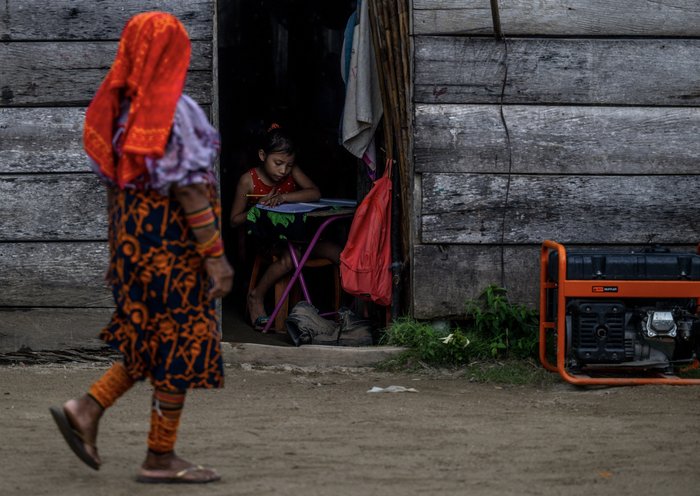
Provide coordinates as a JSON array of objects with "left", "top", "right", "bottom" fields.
[
  {"left": 259, "top": 188, "right": 277, "bottom": 206},
  {"left": 261, "top": 189, "right": 287, "bottom": 207},
  {"left": 265, "top": 192, "right": 287, "bottom": 207}
]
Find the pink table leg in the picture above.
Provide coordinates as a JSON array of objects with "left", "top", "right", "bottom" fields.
[
  {"left": 261, "top": 213, "right": 351, "bottom": 333},
  {"left": 287, "top": 242, "right": 312, "bottom": 302}
]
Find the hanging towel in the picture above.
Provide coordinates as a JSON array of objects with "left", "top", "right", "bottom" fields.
[{"left": 340, "top": 0, "right": 383, "bottom": 173}]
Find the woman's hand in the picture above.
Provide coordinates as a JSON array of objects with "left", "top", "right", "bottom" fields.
[{"left": 204, "top": 256, "right": 234, "bottom": 300}]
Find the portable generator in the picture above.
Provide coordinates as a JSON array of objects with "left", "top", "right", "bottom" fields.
[{"left": 539, "top": 240, "right": 700, "bottom": 385}]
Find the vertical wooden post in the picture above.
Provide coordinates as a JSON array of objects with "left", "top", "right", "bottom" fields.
[{"left": 490, "top": 0, "right": 503, "bottom": 40}]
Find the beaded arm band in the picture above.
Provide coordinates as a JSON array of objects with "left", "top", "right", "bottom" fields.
[
  {"left": 185, "top": 206, "right": 216, "bottom": 230},
  {"left": 196, "top": 230, "right": 224, "bottom": 258},
  {"left": 185, "top": 206, "right": 224, "bottom": 258}
]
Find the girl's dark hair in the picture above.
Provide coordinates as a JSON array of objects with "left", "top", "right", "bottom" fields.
[{"left": 261, "top": 124, "right": 296, "bottom": 156}]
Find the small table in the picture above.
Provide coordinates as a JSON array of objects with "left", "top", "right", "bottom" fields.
[{"left": 253, "top": 204, "right": 356, "bottom": 334}]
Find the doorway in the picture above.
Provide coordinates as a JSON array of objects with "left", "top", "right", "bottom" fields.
[{"left": 217, "top": 0, "right": 358, "bottom": 344}]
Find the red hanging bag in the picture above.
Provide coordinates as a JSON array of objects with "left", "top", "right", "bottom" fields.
[{"left": 340, "top": 160, "right": 392, "bottom": 306}]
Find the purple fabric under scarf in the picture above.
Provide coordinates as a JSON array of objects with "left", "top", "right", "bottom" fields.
[{"left": 89, "top": 94, "right": 220, "bottom": 195}]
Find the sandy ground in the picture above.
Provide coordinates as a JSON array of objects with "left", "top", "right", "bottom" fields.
[{"left": 2, "top": 361, "right": 700, "bottom": 496}]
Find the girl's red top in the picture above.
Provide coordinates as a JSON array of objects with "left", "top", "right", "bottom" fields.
[{"left": 248, "top": 167, "right": 297, "bottom": 201}]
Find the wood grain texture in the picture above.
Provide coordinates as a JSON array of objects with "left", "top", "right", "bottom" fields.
[
  {"left": 0, "top": 0, "right": 213, "bottom": 40},
  {"left": 0, "top": 107, "right": 85, "bottom": 173},
  {"left": 412, "top": 243, "right": 699, "bottom": 318},
  {"left": 412, "top": 244, "right": 539, "bottom": 317},
  {"left": 420, "top": 173, "right": 700, "bottom": 244},
  {"left": 413, "top": 0, "right": 494, "bottom": 36},
  {"left": 415, "top": 37, "right": 700, "bottom": 105},
  {"left": 413, "top": 0, "right": 700, "bottom": 36},
  {"left": 0, "top": 41, "right": 211, "bottom": 106},
  {"left": 0, "top": 105, "right": 211, "bottom": 174},
  {"left": 414, "top": 104, "right": 700, "bottom": 174},
  {"left": 0, "top": 174, "right": 107, "bottom": 240},
  {"left": 0, "top": 241, "right": 111, "bottom": 307},
  {"left": 0, "top": 308, "right": 112, "bottom": 353}
]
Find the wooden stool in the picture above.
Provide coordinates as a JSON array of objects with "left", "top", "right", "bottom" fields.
[{"left": 248, "top": 253, "right": 341, "bottom": 332}]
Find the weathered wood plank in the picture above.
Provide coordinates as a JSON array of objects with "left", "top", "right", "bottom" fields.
[
  {"left": 0, "top": 105, "right": 211, "bottom": 174},
  {"left": 0, "top": 41, "right": 211, "bottom": 106},
  {"left": 0, "top": 107, "right": 85, "bottom": 173},
  {"left": 0, "top": 175, "right": 107, "bottom": 240},
  {"left": 413, "top": 0, "right": 700, "bottom": 37},
  {"left": 414, "top": 37, "right": 700, "bottom": 105},
  {"left": 412, "top": 243, "right": 699, "bottom": 318},
  {"left": 0, "top": 241, "right": 111, "bottom": 307},
  {"left": 413, "top": 244, "right": 540, "bottom": 317},
  {"left": 414, "top": 104, "right": 508, "bottom": 173},
  {"left": 420, "top": 174, "right": 700, "bottom": 244},
  {"left": 414, "top": 104, "right": 700, "bottom": 174},
  {"left": 415, "top": 36, "right": 506, "bottom": 104},
  {"left": 0, "top": 0, "right": 213, "bottom": 40},
  {"left": 0, "top": 308, "right": 112, "bottom": 353},
  {"left": 413, "top": 1, "right": 494, "bottom": 36}
]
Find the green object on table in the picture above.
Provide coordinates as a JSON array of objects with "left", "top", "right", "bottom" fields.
[
  {"left": 246, "top": 207, "right": 261, "bottom": 223},
  {"left": 267, "top": 211, "right": 305, "bottom": 228},
  {"left": 246, "top": 206, "right": 309, "bottom": 242}
]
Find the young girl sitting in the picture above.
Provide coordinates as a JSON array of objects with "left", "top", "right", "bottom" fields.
[{"left": 230, "top": 125, "right": 341, "bottom": 330}]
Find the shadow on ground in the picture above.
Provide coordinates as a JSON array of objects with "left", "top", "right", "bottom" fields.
[{"left": 222, "top": 304, "right": 293, "bottom": 347}]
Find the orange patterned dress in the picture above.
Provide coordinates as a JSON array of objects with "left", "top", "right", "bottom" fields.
[{"left": 102, "top": 185, "right": 223, "bottom": 390}]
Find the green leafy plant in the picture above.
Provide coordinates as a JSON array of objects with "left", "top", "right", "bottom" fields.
[
  {"left": 380, "top": 317, "right": 471, "bottom": 367},
  {"left": 464, "top": 285, "right": 539, "bottom": 360},
  {"left": 379, "top": 285, "right": 540, "bottom": 372}
]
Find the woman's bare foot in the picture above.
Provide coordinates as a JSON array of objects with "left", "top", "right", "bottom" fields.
[{"left": 137, "top": 451, "right": 220, "bottom": 483}]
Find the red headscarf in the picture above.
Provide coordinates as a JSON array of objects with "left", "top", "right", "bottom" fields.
[{"left": 83, "top": 12, "right": 191, "bottom": 188}]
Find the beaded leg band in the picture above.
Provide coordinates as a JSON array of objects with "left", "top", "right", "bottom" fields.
[
  {"left": 88, "top": 362, "right": 135, "bottom": 410},
  {"left": 147, "top": 388, "right": 186, "bottom": 454}
]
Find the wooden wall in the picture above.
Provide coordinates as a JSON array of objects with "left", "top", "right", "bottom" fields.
[
  {"left": 0, "top": 0, "right": 215, "bottom": 352},
  {"left": 411, "top": 0, "right": 700, "bottom": 318},
  {"left": 5, "top": 0, "right": 699, "bottom": 345}
]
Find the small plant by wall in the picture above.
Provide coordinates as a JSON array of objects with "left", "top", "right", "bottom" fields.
[
  {"left": 463, "top": 285, "right": 539, "bottom": 360},
  {"left": 381, "top": 285, "right": 539, "bottom": 367}
]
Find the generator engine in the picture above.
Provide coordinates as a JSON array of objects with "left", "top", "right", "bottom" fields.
[
  {"left": 566, "top": 298, "right": 700, "bottom": 372},
  {"left": 542, "top": 244, "right": 700, "bottom": 380}
]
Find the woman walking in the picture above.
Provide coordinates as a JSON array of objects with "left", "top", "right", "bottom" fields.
[{"left": 49, "top": 11, "right": 233, "bottom": 483}]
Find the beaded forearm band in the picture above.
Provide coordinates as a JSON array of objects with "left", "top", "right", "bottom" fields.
[
  {"left": 185, "top": 206, "right": 216, "bottom": 230},
  {"left": 197, "top": 230, "right": 224, "bottom": 258}
]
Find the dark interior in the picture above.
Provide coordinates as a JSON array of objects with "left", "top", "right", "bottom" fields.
[{"left": 217, "top": 0, "right": 359, "bottom": 343}]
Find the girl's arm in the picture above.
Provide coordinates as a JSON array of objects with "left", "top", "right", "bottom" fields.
[
  {"left": 230, "top": 172, "right": 254, "bottom": 228},
  {"left": 265, "top": 166, "right": 321, "bottom": 206}
]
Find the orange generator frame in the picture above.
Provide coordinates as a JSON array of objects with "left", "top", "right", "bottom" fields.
[{"left": 540, "top": 240, "right": 700, "bottom": 385}]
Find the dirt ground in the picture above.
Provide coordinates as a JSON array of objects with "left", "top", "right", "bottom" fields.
[{"left": 2, "top": 360, "right": 700, "bottom": 496}]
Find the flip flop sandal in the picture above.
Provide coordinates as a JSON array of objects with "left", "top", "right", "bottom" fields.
[
  {"left": 49, "top": 406, "right": 100, "bottom": 470},
  {"left": 253, "top": 315, "right": 270, "bottom": 331},
  {"left": 136, "top": 465, "right": 221, "bottom": 484}
]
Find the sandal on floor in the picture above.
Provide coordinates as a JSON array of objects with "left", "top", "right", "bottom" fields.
[
  {"left": 49, "top": 406, "right": 101, "bottom": 471},
  {"left": 253, "top": 315, "right": 270, "bottom": 331},
  {"left": 136, "top": 465, "right": 221, "bottom": 484}
]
